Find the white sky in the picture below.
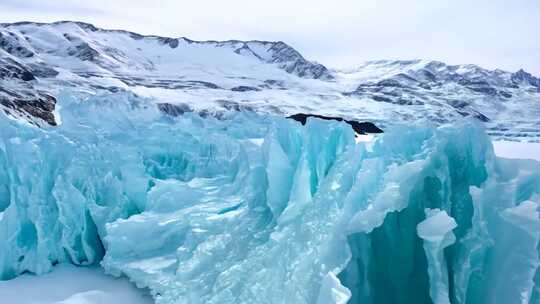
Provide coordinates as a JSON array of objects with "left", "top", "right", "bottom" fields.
[{"left": 1, "top": 0, "right": 539, "bottom": 74}]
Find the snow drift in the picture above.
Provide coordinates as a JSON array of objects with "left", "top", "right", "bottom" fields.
[{"left": 0, "top": 92, "right": 539, "bottom": 304}]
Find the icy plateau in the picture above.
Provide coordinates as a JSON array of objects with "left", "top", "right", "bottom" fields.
[{"left": 1, "top": 21, "right": 540, "bottom": 304}]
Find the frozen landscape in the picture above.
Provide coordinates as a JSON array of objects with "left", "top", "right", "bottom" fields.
[
  {"left": 0, "top": 138, "right": 538, "bottom": 304},
  {"left": 1, "top": 21, "right": 540, "bottom": 140},
  {"left": 1, "top": 21, "right": 540, "bottom": 304}
]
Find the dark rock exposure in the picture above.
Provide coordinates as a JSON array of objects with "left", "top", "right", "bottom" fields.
[{"left": 288, "top": 113, "right": 384, "bottom": 135}]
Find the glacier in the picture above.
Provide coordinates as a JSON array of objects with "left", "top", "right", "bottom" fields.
[{"left": 0, "top": 92, "right": 539, "bottom": 304}]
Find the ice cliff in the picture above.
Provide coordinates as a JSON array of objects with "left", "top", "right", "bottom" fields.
[{"left": 0, "top": 92, "right": 539, "bottom": 304}]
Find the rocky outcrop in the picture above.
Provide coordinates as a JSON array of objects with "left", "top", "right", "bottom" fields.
[
  {"left": 264, "top": 41, "right": 332, "bottom": 79},
  {"left": 0, "top": 86, "right": 57, "bottom": 126},
  {"left": 288, "top": 113, "right": 383, "bottom": 134}
]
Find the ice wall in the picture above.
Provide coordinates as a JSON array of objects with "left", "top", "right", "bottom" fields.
[{"left": 0, "top": 92, "right": 539, "bottom": 304}]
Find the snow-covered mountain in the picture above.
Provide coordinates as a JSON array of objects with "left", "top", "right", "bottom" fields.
[
  {"left": 338, "top": 60, "right": 540, "bottom": 138},
  {"left": 1, "top": 21, "right": 539, "bottom": 140},
  {"left": 2, "top": 21, "right": 540, "bottom": 304}
]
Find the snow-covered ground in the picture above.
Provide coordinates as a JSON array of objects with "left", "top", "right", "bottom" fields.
[
  {"left": 0, "top": 264, "right": 153, "bottom": 304},
  {"left": 493, "top": 141, "right": 540, "bottom": 161}
]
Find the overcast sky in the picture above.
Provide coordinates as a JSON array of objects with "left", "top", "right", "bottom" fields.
[{"left": 1, "top": 0, "right": 539, "bottom": 74}]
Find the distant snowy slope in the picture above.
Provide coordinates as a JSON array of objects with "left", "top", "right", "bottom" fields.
[
  {"left": 336, "top": 60, "right": 540, "bottom": 139},
  {"left": 1, "top": 21, "right": 539, "bottom": 140},
  {"left": 0, "top": 21, "right": 330, "bottom": 80},
  {"left": 0, "top": 21, "right": 332, "bottom": 126}
]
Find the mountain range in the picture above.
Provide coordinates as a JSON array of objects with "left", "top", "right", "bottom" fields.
[{"left": 1, "top": 21, "right": 539, "bottom": 140}]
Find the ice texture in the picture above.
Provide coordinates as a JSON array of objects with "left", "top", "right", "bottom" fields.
[
  {"left": 417, "top": 209, "right": 457, "bottom": 304},
  {"left": 1, "top": 92, "right": 540, "bottom": 304}
]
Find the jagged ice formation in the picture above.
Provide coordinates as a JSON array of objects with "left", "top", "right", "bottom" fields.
[{"left": 0, "top": 92, "right": 539, "bottom": 304}]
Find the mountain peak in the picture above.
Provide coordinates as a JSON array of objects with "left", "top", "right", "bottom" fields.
[{"left": 0, "top": 20, "right": 332, "bottom": 80}]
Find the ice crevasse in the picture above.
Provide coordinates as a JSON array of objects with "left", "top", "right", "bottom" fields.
[{"left": 0, "top": 92, "right": 539, "bottom": 304}]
